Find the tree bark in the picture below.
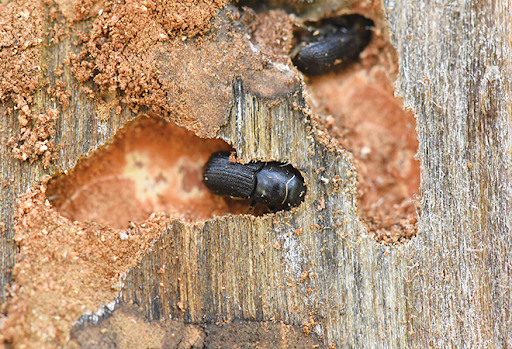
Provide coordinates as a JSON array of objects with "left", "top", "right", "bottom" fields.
[{"left": 1, "top": 0, "right": 511, "bottom": 348}]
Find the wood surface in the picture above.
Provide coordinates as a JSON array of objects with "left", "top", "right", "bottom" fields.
[
  {"left": 1, "top": 0, "right": 511, "bottom": 348},
  {"left": 385, "top": 0, "right": 512, "bottom": 346}
]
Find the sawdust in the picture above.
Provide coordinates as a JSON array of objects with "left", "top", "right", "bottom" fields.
[
  {"left": 7, "top": 109, "right": 58, "bottom": 168},
  {"left": 70, "top": 304, "right": 205, "bottom": 348},
  {"left": 1, "top": 183, "right": 171, "bottom": 348},
  {"left": 246, "top": 9, "right": 294, "bottom": 66},
  {"left": 73, "top": 0, "right": 102, "bottom": 21},
  {"left": 303, "top": 8, "right": 420, "bottom": 243},
  {"left": 47, "top": 79, "right": 72, "bottom": 111},
  {"left": 70, "top": 3, "right": 299, "bottom": 137},
  {"left": 0, "top": 0, "right": 43, "bottom": 106},
  {"left": 0, "top": 0, "right": 60, "bottom": 167},
  {"left": 69, "top": 0, "right": 228, "bottom": 135}
]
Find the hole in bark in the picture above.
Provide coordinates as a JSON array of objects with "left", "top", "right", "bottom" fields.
[
  {"left": 303, "top": 16, "right": 420, "bottom": 243},
  {"left": 233, "top": 3, "right": 419, "bottom": 242},
  {"left": 46, "top": 117, "right": 267, "bottom": 230}
]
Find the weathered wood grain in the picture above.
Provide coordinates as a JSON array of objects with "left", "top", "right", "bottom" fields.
[
  {"left": 1, "top": 0, "right": 511, "bottom": 348},
  {"left": 384, "top": 0, "right": 512, "bottom": 347}
]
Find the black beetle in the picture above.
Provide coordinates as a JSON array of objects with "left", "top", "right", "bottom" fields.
[
  {"left": 292, "top": 15, "right": 373, "bottom": 75},
  {"left": 203, "top": 151, "right": 306, "bottom": 211}
]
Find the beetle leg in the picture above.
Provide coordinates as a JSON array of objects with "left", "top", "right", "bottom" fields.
[{"left": 246, "top": 200, "right": 257, "bottom": 213}]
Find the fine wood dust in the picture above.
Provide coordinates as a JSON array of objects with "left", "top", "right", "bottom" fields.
[
  {"left": 2, "top": 184, "right": 171, "bottom": 348},
  {"left": 0, "top": 0, "right": 58, "bottom": 167},
  {"left": 304, "top": 5, "right": 420, "bottom": 243},
  {"left": 70, "top": 3, "right": 299, "bottom": 137}
]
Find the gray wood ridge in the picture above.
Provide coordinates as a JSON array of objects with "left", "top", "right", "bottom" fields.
[
  {"left": 114, "top": 77, "right": 409, "bottom": 348},
  {"left": 383, "top": 0, "right": 512, "bottom": 347},
  {"left": 1, "top": 1, "right": 511, "bottom": 348}
]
